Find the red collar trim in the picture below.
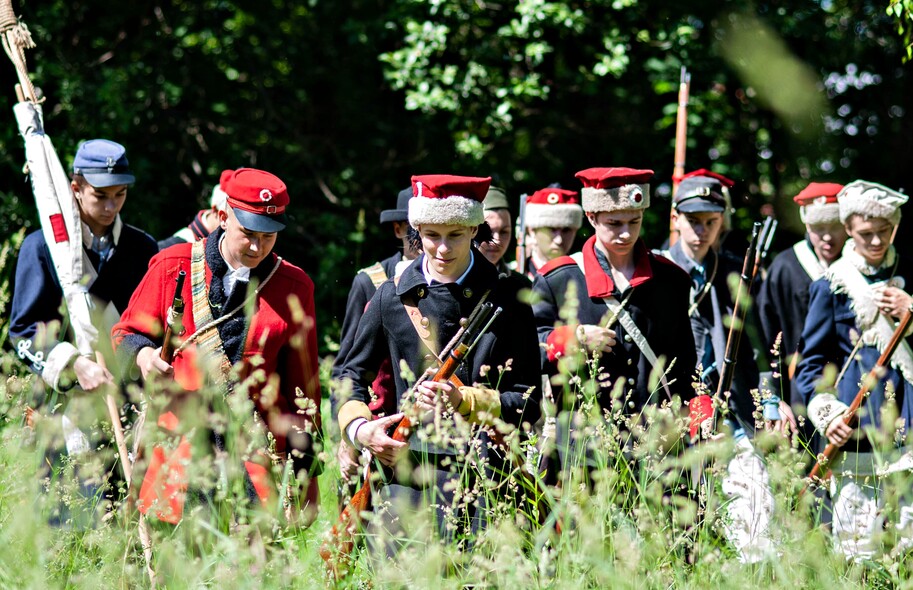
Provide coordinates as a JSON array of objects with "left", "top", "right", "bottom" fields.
[{"left": 582, "top": 236, "right": 653, "bottom": 297}]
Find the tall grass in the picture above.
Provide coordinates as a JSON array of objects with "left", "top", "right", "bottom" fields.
[{"left": 0, "top": 348, "right": 910, "bottom": 590}]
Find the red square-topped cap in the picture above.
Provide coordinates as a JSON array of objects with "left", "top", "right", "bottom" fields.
[
  {"left": 575, "top": 167, "right": 654, "bottom": 190},
  {"left": 793, "top": 182, "right": 843, "bottom": 206},
  {"left": 221, "top": 168, "right": 289, "bottom": 232},
  {"left": 408, "top": 174, "right": 491, "bottom": 228}
]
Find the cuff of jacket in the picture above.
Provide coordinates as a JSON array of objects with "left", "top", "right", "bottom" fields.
[
  {"left": 41, "top": 341, "right": 79, "bottom": 393},
  {"left": 457, "top": 385, "right": 501, "bottom": 425},
  {"left": 338, "top": 400, "right": 372, "bottom": 440},
  {"left": 807, "top": 392, "right": 849, "bottom": 435},
  {"left": 546, "top": 325, "right": 577, "bottom": 362}
]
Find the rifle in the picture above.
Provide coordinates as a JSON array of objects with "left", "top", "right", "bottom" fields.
[
  {"left": 160, "top": 270, "right": 187, "bottom": 362},
  {"left": 753, "top": 216, "right": 778, "bottom": 281},
  {"left": 801, "top": 307, "right": 913, "bottom": 497},
  {"left": 515, "top": 193, "right": 528, "bottom": 275},
  {"left": 668, "top": 66, "right": 691, "bottom": 247},
  {"left": 715, "top": 222, "right": 762, "bottom": 403},
  {"left": 320, "top": 300, "right": 500, "bottom": 579}
]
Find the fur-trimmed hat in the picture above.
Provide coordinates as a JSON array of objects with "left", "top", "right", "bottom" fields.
[
  {"left": 525, "top": 187, "right": 583, "bottom": 229},
  {"left": 575, "top": 167, "right": 654, "bottom": 213},
  {"left": 408, "top": 174, "right": 490, "bottom": 228},
  {"left": 794, "top": 182, "right": 843, "bottom": 225},
  {"left": 838, "top": 180, "right": 908, "bottom": 226}
]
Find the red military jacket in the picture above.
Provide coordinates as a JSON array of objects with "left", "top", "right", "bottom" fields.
[{"left": 112, "top": 236, "right": 322, "bottom": 479}]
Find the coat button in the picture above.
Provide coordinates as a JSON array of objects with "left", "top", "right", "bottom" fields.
[
  {"left": 417, "top": 287, "right": 426, "bottom": 298},
  {"left": 420, "top": 317, "right": 430, "bottom": 327},
  {"left": 463, "top": 288, "right": 473, "bottom": 299},
  {"left": 627, "top": 358, "right": 633, "bottom": 366},
  {"left": 627, "top": 377, "right": 635, "bottom": 385},
  {"left": 624, "top": 334, "right": 632, "bottom": 343}
]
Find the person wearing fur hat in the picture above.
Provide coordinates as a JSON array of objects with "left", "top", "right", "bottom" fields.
[
  {"left": 530, "top": 167, "right": 696, "bottom": 481},
  {"left": 112, "top": 167, "right": 323, "bottom": 527},
  {"left": 758, "top": 182, "right": 846, "bottom": 436},
  {"left": 521, "top": 187, "right": 583, "bottom": 280},
  {"left": 157, "top": 184, "right": 229, "bottom": 250},
  {"left": 796, "top": 180, "right": 913, "bottom": 559},
  {"left": 331, "top": 187, "right": 421, "bottom": 497},
  {"left": 335, "top": 174, "right": 541, "bottom": 555}
]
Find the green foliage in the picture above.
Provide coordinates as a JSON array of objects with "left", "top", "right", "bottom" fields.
[
  {"left": 888, "top": 0, "right": 913, "bottom": 61},
  {"left": 0, "top": 0, "right": 910, "bottom": 351}
]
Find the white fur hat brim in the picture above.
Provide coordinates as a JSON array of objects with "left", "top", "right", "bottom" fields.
[
  {"left": 408, "top": 195, "right": 484, "bottom": 228},
  {"left": 581, "top": 184, "right": 650, "bottom": 213},
  {"left": 799, "top": 202, "right": 840, "bottom": 225},
  {"left": 525, "top": 203, "right": 583, "bottom": 229},
  {"left": 838, "top": 180, "right": 908, "bottom": 226}
]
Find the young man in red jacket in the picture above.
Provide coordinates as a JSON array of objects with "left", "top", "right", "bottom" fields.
[{"left": 113, "top": 167, "right": 322, "bottom": 526}]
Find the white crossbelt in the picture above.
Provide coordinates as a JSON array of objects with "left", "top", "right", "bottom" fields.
[{"left": 571, "top": 252, "right": 673, "bottom": 401}]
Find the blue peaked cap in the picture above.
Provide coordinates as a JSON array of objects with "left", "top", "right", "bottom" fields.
[{"left": 73, "top": 139, "right": 135, "bottom": 188}]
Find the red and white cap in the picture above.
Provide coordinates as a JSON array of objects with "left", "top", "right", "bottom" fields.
[
  {"left": 793, "top": 182, "right": 843, "bottom": 225},
  {"left": 221, "top": 168, "right": 289, "bottom": 232},
  {"left": 408, "top": 174, "right": 490, "bottom": 228},
  {"left": 575, "top": 167, "right": 654, "bottom": 213},
  {"left": 525, "top": 187, "right": 583, "bottom": 229}
]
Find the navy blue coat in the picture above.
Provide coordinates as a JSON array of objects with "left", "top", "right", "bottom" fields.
[
  {"left": 9, "top": 225, "right": 158, "bottom": 379},
  {"left": 531, "top": 237, "right": 697, "bottom": 412},
  {"left": 337, "top": 250, "right": 542, "bottom": 444},
  {"left": 796, "top": 262, "right": 913, "bottom": 451}
]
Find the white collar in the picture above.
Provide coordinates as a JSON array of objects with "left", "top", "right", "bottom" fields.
[
  {"left": 841, "top": 238, "right": 896, "bottom": 276},
  {"left": 422, "top": 250, "right": 474, "bottom": 285},
  {"left": 81, "top": 215, "right": 122, "bottom": 248}
]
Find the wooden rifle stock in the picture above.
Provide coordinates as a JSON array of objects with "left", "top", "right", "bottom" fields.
[
  {"left": 668, "top": 66, "right": 691, "bottom": 247},
  {"left": 160, "top": 270, "right": 186, "bottom": 363},
  {"left": 320, "top": 301, "right": 498, "bottom": 579},
  {"left": 803, "top": 308, "right": 913, "bottom": 495}
]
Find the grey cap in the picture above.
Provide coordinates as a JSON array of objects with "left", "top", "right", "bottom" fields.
[{"left": 673, "top": 176, "right": 727, "bottom": 213}]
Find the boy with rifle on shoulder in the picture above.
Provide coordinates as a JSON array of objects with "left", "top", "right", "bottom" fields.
[
  {"left": 661, "top": 173, "right": 794, "bottom": 563},
  {"left": 797, "top": 180, "right": 913, "bottom": 559}
]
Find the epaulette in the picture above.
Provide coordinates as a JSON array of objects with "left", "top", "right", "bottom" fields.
[
  {"left": 358, "top": 261, "right": 388, "bottom": 289},
  {"left": 539, "top": 255, "right": 577, "bottom": 276}
]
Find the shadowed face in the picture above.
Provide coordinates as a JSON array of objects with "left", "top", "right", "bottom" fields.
[
  {"left": 587, "top": 210, "right": 643, "bottom": 258},
  {"left": 528, "top": 226, "right": 577, "bottom": 261},
  {"left": 72, "top": 180, "right": 127, "bottom": 236},
  {"left": 673, "top": 211, "right": 724, "bottom": 261},
  {"left": 479, "top": 209, "right": 511, "bottom": 265},
  {"left": 418, "top": 223, "right": 478, "bottom": 282},
  {"left": 846, "top": 215, "right": 894, "bottom": 267},
  {"left": 807, "top": 221, "right": 847, "bottom": 265},
  {"left": 218, "top": 207, "right": 278, "bottom": 269}
]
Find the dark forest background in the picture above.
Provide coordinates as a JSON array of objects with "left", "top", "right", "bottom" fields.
[{"left": 0, "top": 0, "right": 910, "bottom": 353}]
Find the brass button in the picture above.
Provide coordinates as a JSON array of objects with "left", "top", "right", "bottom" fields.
[
  {"left": 463, "top": 288, "right": 473, "bottom": 299},
  {"left": 624, "top": 334, "right": 632, "bottom": 343},
  {"left": 420, "top": 317, "right": 430, "bottom": 328},
  {"left": 627, "top": 358, "right": 633, "bottom": 366},
  {"left": 417, "top": 287, "right": 426, "bottom": 298}
]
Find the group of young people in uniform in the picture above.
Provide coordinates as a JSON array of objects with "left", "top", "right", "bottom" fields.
[{"left": 7, "top": 135, "right": 913, "bottom": 565}]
